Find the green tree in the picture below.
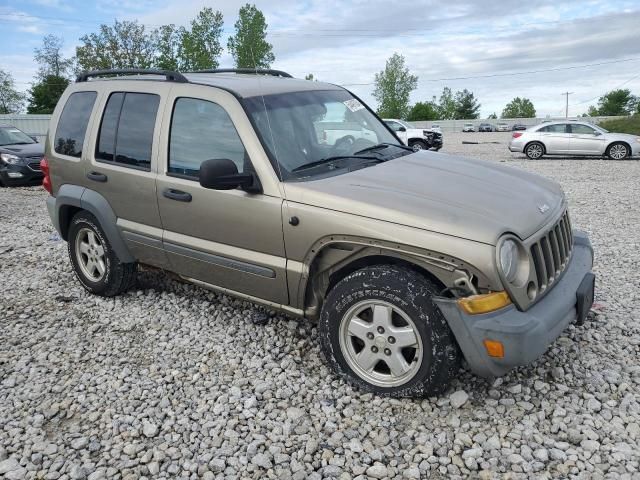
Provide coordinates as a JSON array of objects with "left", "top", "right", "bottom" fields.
[
  {"left": 407, "top": 100, "right": 439, "bottom": 121},
  {"left": 454, "top": 89, "right": 480, "bottom": 119},
  {"left": 373, "top": 53, "right": 418, "bottom": 118},
  {"left": 34, "top": 35, "right": 74, "bottom": 79},
  {"left": 27, "top": 75, "right": 70, "bottom": 114},
  {"left": 589, "top": 89, "right": 637, "bottom": 116},
  {"left": 227, "top": 4, "right": 274, "bottom": 69},
  {"left": 76, "top": 20, "right": 156, "bottom": 70},
  {"left": 155, "top": 24, "right": 181, "bottom": 71},
  {"left": 305, "top": 73, "right": 315, "bottom": 81},
  {"left": 487, "top": 112, "right": 497, "bottom": 119},
  {"left": 0, "top": 69, "right": 24, "bottom": 114},
  {"left": 501, "top": 97, "right": 536, "bottom": 118},
  {"left": 436, "top": 87, "right": 456, "bottom": 120},
  {"left": 179, "top": 7, "right": 224, "bottom": 71}
]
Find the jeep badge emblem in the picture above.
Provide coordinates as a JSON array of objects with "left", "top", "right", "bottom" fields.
[{"left": 538, "top": 203, "right": 550, "bottom": 214}]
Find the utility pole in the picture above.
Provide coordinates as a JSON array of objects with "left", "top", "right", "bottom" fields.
[{"left": 561, "top": 92, "right": 574, "bottom": 118}]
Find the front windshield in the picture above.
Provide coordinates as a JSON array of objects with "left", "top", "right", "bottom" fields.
[
  {"left": 0, "top": 127, "right": 35, "bottom": 146},
  {"left": 243, "top": 90, "right": 406, "bottom": 181}
]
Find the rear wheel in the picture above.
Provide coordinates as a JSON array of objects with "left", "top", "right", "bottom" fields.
[
  {"left": 525, "top": 142, "right": 544, "bottom": 160},
  {"left": 68, "top": 211, "right": 136, "bottom": 296},
  {"left": 319, "top": 265, "right": 460, "bottom": 397},
  {"left": 606, "top": 142, "right": 629, "bottom": 160},
  {"left": 409, "top": 140, "right": 428, "bottom": 152}
]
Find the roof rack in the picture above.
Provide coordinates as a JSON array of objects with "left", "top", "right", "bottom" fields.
[
  {"left": 76, "top": 68, "right": 189, "bottom": 83},
  {"left": 193, "top": 68, "right": 293, "bottom": 78}
]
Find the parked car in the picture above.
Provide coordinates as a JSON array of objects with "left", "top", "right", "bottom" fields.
[
  {"left": 509, "top": 120, "right": 640, "bottom": 160},
  {"left": 478, "top": 123, "right": 494, "bottom": 132},
  {"left": 496, "top": 122, "right": 510, "bottom": 132},
  {"left": 383, "top": 119, "right": 443, "bottom": 151},
  {"left": 512, "top": 123, "right": 528, "bottom": 131},
  {"left": 43, "top": 68, "right": 594, "bottom": 397},
  {"left": 462, "top": 123, "right": 475, "bottom": 132},
  {"left": 0, "top": 124, "right": 44, "bottom": 187}
]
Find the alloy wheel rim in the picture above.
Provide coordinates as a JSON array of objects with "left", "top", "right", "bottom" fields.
[
  {"left": 75, "top": 227, "right": 106, "bottom": 281},
  {"left": 528, "top": 144, "right": 543, "bottom": 158},
  {"left": 610, "top": 144, "right": 627, "bottom": 160},
  {"left": 412, "top": 143, "right": 423, "bottom": 151},
  {"left": 339, "top": 300, "right": 423, "bottom": 387}
]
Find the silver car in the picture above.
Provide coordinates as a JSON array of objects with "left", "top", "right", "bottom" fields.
[{"left": 509, "top": 121, "right": 640, "bottom": 160}]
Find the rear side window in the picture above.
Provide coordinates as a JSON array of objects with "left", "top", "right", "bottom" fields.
[
  {"left": 96, "top": 92, "right": 160, "bottom": 171},
  {"left": 539, "top": 124, "right": 567, "bottom": 133},
  {"left": 54, "top": 91, "right": 97, "bottom": 157},
  {"left": 168, "top": 97, "right": 247, "bottom": 178}
]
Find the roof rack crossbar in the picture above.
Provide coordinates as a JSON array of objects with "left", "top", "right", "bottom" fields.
[
  {"left": 76, "top": 68, "right": 189, "bottom": 83},
  {"left": 193, "top": 68, "right": 293, "bottom": 78}
]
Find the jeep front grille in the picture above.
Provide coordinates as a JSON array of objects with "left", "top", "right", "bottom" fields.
[{"left": 529, "top": 210, "right": 573, "bottom": 293}]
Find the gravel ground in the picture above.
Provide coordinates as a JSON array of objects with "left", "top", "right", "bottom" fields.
[{"left": 1, "top": 132, "right": 639, "bottom": 479}]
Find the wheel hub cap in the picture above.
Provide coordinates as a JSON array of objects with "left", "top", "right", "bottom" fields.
[
  {"left": 75, "top": 227, "right": 106, "bottom": 282},
  {"left": 339, "top": 300, "right": 423, "bottom": 387}
]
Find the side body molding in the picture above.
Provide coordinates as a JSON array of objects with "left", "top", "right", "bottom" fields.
[{"left": 46, "top": 184, "right": 134, "bottom": 263}]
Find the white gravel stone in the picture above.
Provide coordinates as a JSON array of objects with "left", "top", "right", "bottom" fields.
[
  {"left": 449, "top": 390, "right": 469, "bottom": 408},
  {"left": 1, "top": 136, "right": 639, "bottom": 478}
]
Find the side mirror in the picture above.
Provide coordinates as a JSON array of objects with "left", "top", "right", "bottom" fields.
[
  {"left": 593, "top": 130, "right": 602, "bottom": 136},
  {"left": 199, "top": 158, "right": 261, "bottom": 193},
  {"left": 398, "top": 126, "right": 406, "bottom": 132}
]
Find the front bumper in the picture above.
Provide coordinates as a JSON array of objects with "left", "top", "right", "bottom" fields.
[
  {"left": 0, "top": 163, "right": 44, "bottom": 186},
  {"left": 434, "top": 230, "right": 594, "bottom": 378}
]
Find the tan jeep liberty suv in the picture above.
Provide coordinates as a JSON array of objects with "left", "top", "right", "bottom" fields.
[{"left": 42, "top": 68, "right": 595, "bottom": 397}]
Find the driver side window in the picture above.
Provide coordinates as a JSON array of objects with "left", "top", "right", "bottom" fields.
[
  {"left": 569, "top": 124, "right": 596, "bottom": 135},
  {"left": 168, "top": 97, "right": 248, "bottom": 178}
]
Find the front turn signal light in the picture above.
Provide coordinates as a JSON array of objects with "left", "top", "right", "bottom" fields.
[
  {"left": 483, "top": 339, "right": 505, "bottom": 358},
  {"left": 458, "top": 291, "right": 511, "bottom": 315}
]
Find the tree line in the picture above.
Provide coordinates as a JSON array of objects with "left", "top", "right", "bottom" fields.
[
  {"left": 0, "top": 4, "right": 274, "bottom": 114},
  {"left": 370, "top": 52, "right": 640, "bottom": 121}
]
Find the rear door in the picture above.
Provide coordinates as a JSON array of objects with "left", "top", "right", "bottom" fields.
[
  {"left": 568, "top": 123, "right": 605, "bottom": 154},
  {"left": 539, "top": 123, "right": 570, "bottom": 153},
  {"left": 85, "top": 82, "right": 172, "bottom": 268},
  {"left": 155, "top": 84, "right": 288, "bottom": 304}
]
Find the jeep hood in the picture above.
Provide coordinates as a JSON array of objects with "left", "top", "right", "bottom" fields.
[{"left": 285, "top": 152, "right": 565, "bottom": 245}]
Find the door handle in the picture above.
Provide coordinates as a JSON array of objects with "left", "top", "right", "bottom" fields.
[
  {"left": 163, "top": 188, "right": 192, "bottom": 202},
  {"left": 87, "top": 171, "right": 107, "bottom": 182}
]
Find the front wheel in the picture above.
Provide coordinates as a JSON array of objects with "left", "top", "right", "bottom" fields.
[
  {"left": 525, "top": 142, "right": 544, "bottom": 160},
  {"left": 319, "top": 265, "right": 460, "bottom": 397},
  {"left": 409, "top": 140, "right": 428, "bottom": 152},
  {"left": 607, "top": 142, "right": 629, "bottom": 160},
  {"left": 68, "top": 211, "right": 137, "bottom": 296}
]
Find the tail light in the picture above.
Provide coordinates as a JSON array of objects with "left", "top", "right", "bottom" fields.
[
  {"left": 512, "top": 132, "right": 523, "bottom": 139},
  {"left": 40, "top": 156, "right": 52, "bottom": 194}
]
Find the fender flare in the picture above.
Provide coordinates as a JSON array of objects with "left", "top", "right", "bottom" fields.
[{"left": 48, "top": 184, "right": 134, "bottom": 263}]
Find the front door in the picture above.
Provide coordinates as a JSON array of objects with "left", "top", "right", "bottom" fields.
[
  {"left": 568, "top": 124, "right": 605, "bottom": 155},
  {"left": 155, "top": 87, "right": 288, "bottom": 304},
  {"left": 386, "top": 121, "right": 408, "bottom": 144}
]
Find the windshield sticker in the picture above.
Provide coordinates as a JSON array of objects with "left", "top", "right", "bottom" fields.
[{"left": 343, "top": 99, "right": 364, "bottom": 112}]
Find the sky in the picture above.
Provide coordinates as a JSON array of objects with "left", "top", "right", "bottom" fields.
[{"left": 1, "top": 0, "right": 640, "bottom": 118}]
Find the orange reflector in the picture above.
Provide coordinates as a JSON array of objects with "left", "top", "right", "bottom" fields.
[
  {"left": 483, "top": 339, "right": 505, "bottom": 358},
  {"left": 457, "top": 291, "right": 511, "bottom": 315}
]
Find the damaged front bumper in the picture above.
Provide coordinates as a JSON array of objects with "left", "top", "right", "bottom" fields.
[{"left": 434, "top": 230, "right": 594, "bottom": 378}]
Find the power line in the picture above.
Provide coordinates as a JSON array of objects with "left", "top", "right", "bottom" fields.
[
  {"left": 570, "top": 72, "right": 640, "bottom": 106},
  {"left": 339, "top": 57, "right": 640, "bottom": 86}
]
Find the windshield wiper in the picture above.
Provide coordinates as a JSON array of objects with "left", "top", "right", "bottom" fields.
[
  {"left": 292, "top": 155, "right": 381, "bottom": 173},
  {"left": 353, "top": 142, "right": 413, "bottom": 155}
]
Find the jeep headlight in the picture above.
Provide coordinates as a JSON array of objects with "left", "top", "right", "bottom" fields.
[
  {"left": 1, "top": 153, "right": 21, "bottom": 164},
  {"left": 499, "top": 239, "right": 519, "bottom": 283}
]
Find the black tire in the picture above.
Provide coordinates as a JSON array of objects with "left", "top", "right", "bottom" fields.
[
  {"left": 525, "top": 141, "right": 545, "bottom": 160},
  {"left": 409, "top": 139, "right": 428, "bottom": 152},
  {"left": 319, "top": 265, "right": 460, "bottom": 397},
  {"left": 606, "top": 142, "right": 630, "bottom": 160},
  {"left": 68, "top": 211, "right": 136, "bottom": 296}
]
